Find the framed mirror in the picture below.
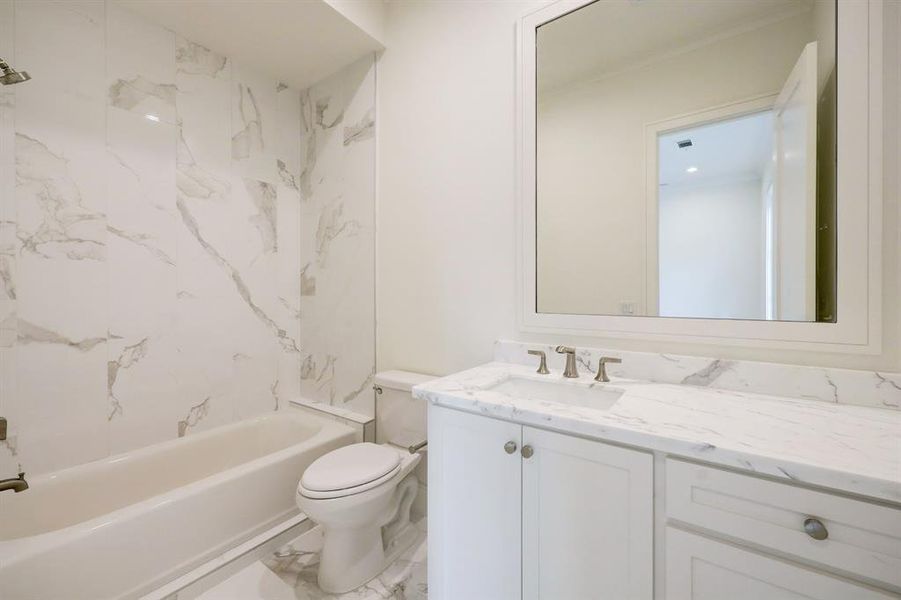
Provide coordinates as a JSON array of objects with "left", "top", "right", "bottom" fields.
[{"left": 517, "top": 0, "right": 883, "bottom": 352}]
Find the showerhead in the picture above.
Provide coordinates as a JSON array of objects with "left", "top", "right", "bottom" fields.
[{"left": 0, "top": 58, "right": 30, "bottom": 86}]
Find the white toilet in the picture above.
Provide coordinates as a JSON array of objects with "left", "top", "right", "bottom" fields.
[{"left": 296, "top": 371, "right": 433, "bottom": 593}]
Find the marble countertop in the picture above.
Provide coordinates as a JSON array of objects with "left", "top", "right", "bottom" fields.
[{"left": 413, "top": 362, "right": 901, "bottom": 504}]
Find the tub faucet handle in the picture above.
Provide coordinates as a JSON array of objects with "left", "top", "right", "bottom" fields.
[{"left": 527, "top": 350, "right": 550, "bottom": 374}]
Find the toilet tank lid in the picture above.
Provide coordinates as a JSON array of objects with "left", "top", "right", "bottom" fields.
[{"left": 374, "top": 370, "right": 435, "bottom": 392}]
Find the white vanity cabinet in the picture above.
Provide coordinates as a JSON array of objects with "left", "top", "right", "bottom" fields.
[{"left": 428, "top": 405, "right": 654, "bottom": 600}]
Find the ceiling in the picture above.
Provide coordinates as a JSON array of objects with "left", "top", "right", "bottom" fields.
[
  {"left": 116, "top": 0, "right": 385, "bottom": 90},
  {"left": 658, "top": 110, "right": 774, "bottom": 188},
  {"left": 537, "top": 0, "right": 815, "bottom": 92}
]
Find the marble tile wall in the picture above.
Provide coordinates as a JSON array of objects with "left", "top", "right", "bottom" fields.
[
  {"left": 0, "top": 1, "right": 310, "bottom": 476},
  {"left": 298, "top": 56, "right": 376, "bottom": 416},
  {"left": 495, "top": 340, "right": 901, "bottom": 410}
]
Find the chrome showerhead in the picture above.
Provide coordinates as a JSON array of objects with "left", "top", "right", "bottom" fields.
[{"left": 0, "top": 58, "right": 30, "bottom": 85}]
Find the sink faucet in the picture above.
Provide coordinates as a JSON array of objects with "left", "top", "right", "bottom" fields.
[
  {"left": 0, "top": 472, "right": 28, "bottom": 493},
  {"left": 555, "top": 346, "right": 579, "bottom": 378}
]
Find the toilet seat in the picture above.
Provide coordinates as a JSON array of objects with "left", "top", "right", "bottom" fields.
[{"left": 299, "top": 443, "right": 402, "bottom": 500}]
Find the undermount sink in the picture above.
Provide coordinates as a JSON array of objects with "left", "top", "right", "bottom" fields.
[{"left": 487, "top": 376, "right": 624, "bottom": 410}]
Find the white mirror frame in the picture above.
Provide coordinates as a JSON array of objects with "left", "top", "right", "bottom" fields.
[{"left": 516, "top": 0, "right": 883, "bottom": 353}]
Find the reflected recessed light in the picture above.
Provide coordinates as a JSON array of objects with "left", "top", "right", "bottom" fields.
[
  {"left": 144, "top": 114, "right": 160, "bottom": 122},
  {"left": 686, "top": 166, "right": 698, "bottom": 173}
]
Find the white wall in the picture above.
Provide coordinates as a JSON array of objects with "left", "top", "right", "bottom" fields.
[
  {"left": 377, "top": 0, "right": 900, "bottom": 376},
  {"left": 378, "top": 0, "right": 549, "bottom": 375},
  {"left": 658, "top": 179, "right": 765, "bottom": 320}
]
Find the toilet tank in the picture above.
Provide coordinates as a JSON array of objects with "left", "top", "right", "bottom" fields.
[
  {"left": 374, "top": 371, "right": 435, "bottom": 518},
  {"left": 373, "top": 370, "right": 435, "bottom": 448}
]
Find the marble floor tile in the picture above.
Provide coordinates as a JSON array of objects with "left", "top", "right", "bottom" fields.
[{"left": 196, "top": 519, "right": 427, "bottom": 600}]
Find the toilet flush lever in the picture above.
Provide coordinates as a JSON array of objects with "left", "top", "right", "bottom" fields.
[{"left": 0, "top": 417, "right": 6, "bottom": 441}]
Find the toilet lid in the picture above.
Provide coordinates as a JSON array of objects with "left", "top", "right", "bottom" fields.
[{"left": 301, "top": 443, "right": 401, "bottom": 493}]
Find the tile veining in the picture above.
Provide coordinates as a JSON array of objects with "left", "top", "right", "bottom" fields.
[
  {"left": 15, "top": 133, "right": 106, "bottom": 261},
  {"left": 108, "top": 76, "right": 176, "bottom": 113},
  {"left": 177, "top": 397, "right": 211, "bottom": 437}
]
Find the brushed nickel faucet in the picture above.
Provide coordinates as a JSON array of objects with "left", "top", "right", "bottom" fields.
[
  {"left": 0, "top": 472, "right": 28, "bottom": 493},
  {"left": 527, "top": 349, "right": 550, "bottom": 374},
  {"left": 555, "top": 346, "right": 579, "bottom": 378},
  {"left": 0, "top": 418, "right": 28, "bottom": 493},
  {"left": 594, "top": 356, "right": 623, "bottom": 382}
]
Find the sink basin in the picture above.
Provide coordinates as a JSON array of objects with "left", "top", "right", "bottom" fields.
[{"left": 487, "top": 377, "right": 624, "bottom": 410}]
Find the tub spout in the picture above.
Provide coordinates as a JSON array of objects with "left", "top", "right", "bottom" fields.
[{"left": 0, "top": 471, "right": 28, "bottom": 493}]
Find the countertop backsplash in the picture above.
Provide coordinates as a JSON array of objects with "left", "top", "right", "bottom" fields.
[{"left": 495, "top": 340, "right": 901, "bottom": 410}]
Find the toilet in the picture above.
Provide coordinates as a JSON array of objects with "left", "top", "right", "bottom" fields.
[{"left": 296, "top": 371, "right": 434, "bottom": 593}]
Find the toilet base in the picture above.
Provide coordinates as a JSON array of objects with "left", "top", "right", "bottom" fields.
[
  {"left": 316, "top": 476, "right": 420, "bottom": 594},
  {"left": 318, "top": 523, "right": 384, "bottom": 593},
  {"left": 317, "top": 519, "right": 421, "bottom": 594}
]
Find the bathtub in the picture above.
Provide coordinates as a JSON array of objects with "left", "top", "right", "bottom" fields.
[{"left": 0, "top": 410, "right": 355, "bottom": 600}]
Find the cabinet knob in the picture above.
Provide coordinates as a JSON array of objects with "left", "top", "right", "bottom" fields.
[
  {"left": 803, "top": 517, "right": 828, "bottom": 541},
  {"left": 521, "top": 445, "right": 534, "bottom": 459},
  {"left": 504, "top": 441, "right": 517, "bottom": 454}
]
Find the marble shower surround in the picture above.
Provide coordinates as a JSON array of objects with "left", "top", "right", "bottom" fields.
[
  {"left": 298, "top": 57, "right": 377, "bottom": 416},
  {"left": 495, "top": 340, "right": 901, "bottom": 410},
  {"left": 0, "top": 0, "right": 313, "bottom": 477}
]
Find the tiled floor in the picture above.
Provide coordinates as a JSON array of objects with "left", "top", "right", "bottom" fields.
[{"left": 196, "top": 519, "right": 427, "bottom": 600}]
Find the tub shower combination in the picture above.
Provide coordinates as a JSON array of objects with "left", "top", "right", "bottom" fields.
[{"left": 0, "top": 412, "right": 355, "bottom": 599}]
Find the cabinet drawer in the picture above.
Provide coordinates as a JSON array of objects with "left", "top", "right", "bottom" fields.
[
  {"left": 666, "top": 459, "right": 901, "bottom": 590},
  {"left": 665, "top": 528, "right": 897, "bottom": 600}
]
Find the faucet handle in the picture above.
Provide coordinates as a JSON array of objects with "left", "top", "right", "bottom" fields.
[
  {"left": 594, "top": 356, "right": 622, "bottom": 382},
  {"left": 527, "top": 350, "right": 550, "bottom": 374}
]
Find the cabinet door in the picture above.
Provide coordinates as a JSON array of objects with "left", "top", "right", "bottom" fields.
[
  {"left": 428, "top": 405, "right": 523, "bottom": 600},
  {"left": 665, "top": 528, "right": 897, "bottom": 600},
  {"left": 522, "top": 427, "right": 653, "bottom": 600}
]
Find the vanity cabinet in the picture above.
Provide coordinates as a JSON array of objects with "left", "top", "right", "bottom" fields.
[{"left": 428, "top": 405, "right": 653, "bottom": 600}]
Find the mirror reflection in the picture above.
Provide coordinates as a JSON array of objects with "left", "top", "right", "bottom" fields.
[{"left": 536, "top": 0, "right": 837, "bottom": 322}]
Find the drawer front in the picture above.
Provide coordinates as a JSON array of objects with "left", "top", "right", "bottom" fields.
[
  {"left": 665, "top": 528, "right": 898, "bottom": 600},
  {"left": 666, "top": 458, "right": 901, "bottom": 589}
]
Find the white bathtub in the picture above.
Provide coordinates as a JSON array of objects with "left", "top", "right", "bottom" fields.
[{"left": 0, "top": 411, "right": 355, "bottom": 600}]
